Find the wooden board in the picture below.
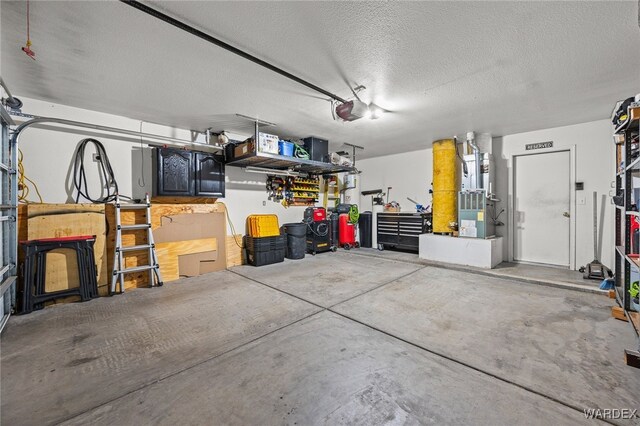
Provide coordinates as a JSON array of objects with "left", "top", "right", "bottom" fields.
[
  {"left": 17, "top": 202, "right": 228, "bottom": 303},
  {"left": 629, "top": 311, "right": 640, "bottom": 332},
  {"left": 151, "top": 196, "right": 218, "bottom": 204},
  {"left": 17, "top": 204, "right": 28, "bottom": 242},
  {"left": 611, "top": 306, "right": 628, "bottom": 322},
  {"left": 155, "top": 213, "right": 226, "bottom": 279},
  {"left": 105, "top": 203, "right": 226, "bottom": 289},
  {"left": 226, "top": 235, "right": 245, "bottom": 267},
  {"left": 25, "top": 204, "right": 109, "bottom": 296},
  {"left": 156, "top": 238, "right": 218, "bottom": 281},
  {"left": 17, "top": 204, "right": 28, "bottom": 273}
]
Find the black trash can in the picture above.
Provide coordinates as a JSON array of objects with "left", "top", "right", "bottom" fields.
[
  {"left": 329, "top": 212, "right": 340, "bottom": 248},
  {"left": 358, "top": 212, "right": 373, "bottom": 248},
  {"left": 282, "top": 222, "right": 307, "bottom": 260}
]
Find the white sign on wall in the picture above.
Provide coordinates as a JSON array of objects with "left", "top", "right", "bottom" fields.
[{"left": 525, "top": 141, "right": 553, "bottom": 151}]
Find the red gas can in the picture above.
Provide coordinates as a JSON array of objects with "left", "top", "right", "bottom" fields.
[{"left": 339, "top": 213, "right": 356, "bottom": 249}]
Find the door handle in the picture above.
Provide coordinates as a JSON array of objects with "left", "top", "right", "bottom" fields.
[{"left": 563, "top": 212, "right": 570, "bottom": 218}]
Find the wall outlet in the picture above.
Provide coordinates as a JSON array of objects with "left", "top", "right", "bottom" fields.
[{"left": 263, "top": 201, "right": 266, "bottom": 206}]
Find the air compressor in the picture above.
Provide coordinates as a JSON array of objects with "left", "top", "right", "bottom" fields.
[{"left": 337, "top": 204, "right": 360, "bottom": 250}]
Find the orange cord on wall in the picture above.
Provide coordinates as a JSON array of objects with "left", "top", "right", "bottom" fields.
[
  {"left": 18, "top": 149, "right": 43, "bottom": 203},
  {"left": 215, "top": 201, "right": 244, "bottom": 248}
]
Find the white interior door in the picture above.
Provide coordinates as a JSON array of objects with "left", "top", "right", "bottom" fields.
[{"left": 514, "top": 150, "right": 571, "bottom": 267}]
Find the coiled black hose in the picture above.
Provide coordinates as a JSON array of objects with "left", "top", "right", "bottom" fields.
[
  {"left": 72, "top": 138, "right": 121, "bottom": 203},
  {"left": 304, "top": 220, "right": 328, "bottom": 237}
]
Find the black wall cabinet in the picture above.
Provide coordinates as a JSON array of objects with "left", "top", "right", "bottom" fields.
[{"left": 154, "top": 148, "right": 225, "bottom": 197}]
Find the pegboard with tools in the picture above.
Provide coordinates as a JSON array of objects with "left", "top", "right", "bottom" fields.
[
  {"left": 265, "top": 175, "right": 320, "bottom": 207},
  {"left": 286, "top": 176, "right": 320, "bottom": 207},
  {"left": 266, "top": 176, "right": 286, "bottom": 202}
]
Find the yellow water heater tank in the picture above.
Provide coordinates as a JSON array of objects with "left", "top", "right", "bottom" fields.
[{"left": 432, "top": 139, "right": 458, "bottom": 233}]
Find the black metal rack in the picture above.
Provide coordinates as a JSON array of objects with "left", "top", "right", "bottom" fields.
[
  {"left": 613, "top": 103, "right": 640, "bottom": 367},
  {"left": 225, "top": 121, "right": 356, "bottom": 175},
  {"left": 226, "top": 150, "right": 355, "bottom": 174},
  {"left": 0, "top": 104, "right": 17, "bottom": 332}
]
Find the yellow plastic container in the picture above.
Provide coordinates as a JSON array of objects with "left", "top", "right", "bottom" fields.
[
  {"left": 432, "top": 139, "right": 458, "bottom": 233},
  {"left": 246, "top": 214, "right": 280, "bottom": 237}
]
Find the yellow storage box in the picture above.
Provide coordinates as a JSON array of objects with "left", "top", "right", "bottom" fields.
[{"left": 246, "top": 214, "right": 281, "bottom": 237}]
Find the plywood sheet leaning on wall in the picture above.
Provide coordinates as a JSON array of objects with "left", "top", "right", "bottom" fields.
[
  {"left": 155, "top": 238, "right": 218, "bottom": 281},
  {"left": 226, "top": 234, "right": 245, "bottom": 267},
  {"left": 154, "top": 212, "right": 227, "bottom": 279},
  {"left": 105, "top": 203, "right": 227, "bottom": 289},
  {"left": 23, "top": 204, "right": 109, "bottom": 297}
]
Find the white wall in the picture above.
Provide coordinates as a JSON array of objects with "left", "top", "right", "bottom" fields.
[
  {"left": 14, "top": 97, "right": 306, "bottom": 234},
  {"left": 358, "top": 119, "right": 615, "bottom": 270},
  {"left": 357, "top": 149, "right": 433, "bottom": 213},
  {"left": 496, "top": 119, "right": 615, "bottom": 269},
  {"left": 14, "top": 96, "right": 616, "bottom": 268}
]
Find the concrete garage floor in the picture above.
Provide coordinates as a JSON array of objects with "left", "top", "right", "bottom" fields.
[
  {"left": 353, "top": 248, "right": 603, "bottom": 294},
  {"left": 2, "top": 252, "right": 638, "bottom": 425}
]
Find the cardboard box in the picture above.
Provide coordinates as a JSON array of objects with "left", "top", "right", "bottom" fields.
[
  {"left": 234, "top": 139, "right": 255, "bottom": 158},
  {"left": 178, "top": 250, "right": 219, "bottom": 277},
  {"left": 258, "top": 132, "right": 279, "bottom": 154},
  {"left": 154, "top": 212, "right": 227, "bottom": 278}
]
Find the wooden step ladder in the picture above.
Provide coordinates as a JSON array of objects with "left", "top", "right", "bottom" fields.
[{"left": 110, "top": 194, "right": 163, "bottom": 294}]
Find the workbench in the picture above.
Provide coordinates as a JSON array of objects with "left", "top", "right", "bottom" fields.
[{"left": 376, "top": 212, "right": 432, "bottom": 252}]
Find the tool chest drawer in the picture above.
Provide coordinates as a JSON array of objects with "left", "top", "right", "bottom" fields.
[{"left": 376, "top": 212, "right": 432, "bottom": 252}]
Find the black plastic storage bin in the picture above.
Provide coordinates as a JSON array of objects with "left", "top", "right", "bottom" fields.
[
  {"left": 244, "top": 235, "right": 286, "bottom": 266},
  {"left": 302, "top": 137, "right": 329, "bottom": 163}
]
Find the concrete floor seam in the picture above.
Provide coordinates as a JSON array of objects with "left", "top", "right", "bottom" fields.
[
  {"left": 230, "top": 267, "right": 612, "bottom": 423},
  {"left": 54, "top": 309, "right": 325, "bottom": 426},
  {"left": 230, "top": 265, "right": 426, "bottom": 311},
  {"left": 325, "top": 266, "right": 427, "bottom": 309},
  {"left": 327, "top": 308, "right": 618, "bottom": 425},
  {"left": 345, "top": 251, "right": 605, "bottom": 296},
  {"left": 229, "top": 269, "right": 327, "bottom": 310}
]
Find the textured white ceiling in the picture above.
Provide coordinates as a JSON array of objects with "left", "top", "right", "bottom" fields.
[{"left": 1, "top": 1, "right": 639, "bottom": 158}]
